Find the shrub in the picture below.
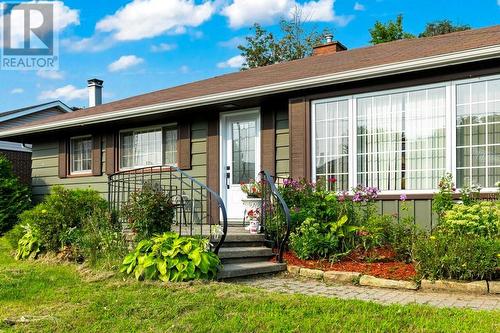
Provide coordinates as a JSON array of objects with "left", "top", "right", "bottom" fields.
[
  {"left": 356, "top": 214, "right": 391, "bottom": 252},
  {"left": 432, "top": 173, "right": 455, "bottom": 220},
  {"left": 121, "top": 184, "right": 175, "bottom": 241},
  {"left": 19, "top": 186, "right": 108, "bottom": 251},
  {"left": 76, "top": 208, "right": 127, "bottom": 267},
  {"left": 413, "top": 233, "right": 499, "bottom": 281},
  {"left": 16, "top": 224, "right": 40, "bottom": 260},
  {"left": 439, "top": 201, "right": 499, "bottom": 238},
  {"left": 121, "top": 232, "right": 220, "bottom": 282},
  {"left": 289, "top": 215, "right": 355, "bottom": 260},
  {"left": 4, "top": 223, "right": 26, "bottom": 249},
  {"left": 0, "top": 155, "right": 31, "bottom": 234},
  {"left": 384, "top": 216, "right": 423, "bottom": 263}
]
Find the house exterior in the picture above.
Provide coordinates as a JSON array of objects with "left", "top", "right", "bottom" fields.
[
  {"left": 1, "top": 26, "right": 500, "bottom": 228},
  {"left": 0, "top": 101, "right": 72, "bottom": 184}
]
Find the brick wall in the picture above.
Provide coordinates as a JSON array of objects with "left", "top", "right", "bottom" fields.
[{"left": 0, "top": 149, "right": 32, "bottom": 185}]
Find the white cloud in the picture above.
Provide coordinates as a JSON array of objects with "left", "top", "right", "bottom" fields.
[
  {"left": 0, "top": 1, "right": 79, "bottom": 48},
  {"left": 10, "top": 88, "right": 24, "bottom": 94},
  {"left": 179, "top": 65, "right": 190, "bottom": 73},
  {"left": 498, "top": 0, "right": 500, "bottom": 6},
  {"left": 217, "top": 55, "right": 245, "bottom": 69},
  {"left": 36, "top": 70, "right": 64, "bottom": 80},
  {"left": 353, "top": 2, "right": 365, "bottom": 11},
  {"left": 218, "top": 36, "right": 246, "bottom": 48},
  {"left": 221, "top": 0, "right": 352, "bottom": 28},
  {"left": 39, "top": 84, "right": 86, "bottom": 101},
  {"left": 96, "top": 0, "right": 215, "bottom": 41},
  {"left": 61, "top": 34, "right": 115, "bottom": 52},
  {"left": 151, "top": 43, "right": 177, "bottom": 52},
  {"left": 108, "top": 55, "right": 144, "bottom": 72}
]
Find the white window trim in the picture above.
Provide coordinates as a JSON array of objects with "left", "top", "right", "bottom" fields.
[
  {"left": 69, "top": 135, "right": 92, "bottom": 175},
  {"left": 118, "top": 123, "right": 177, "bottom": 171},
  {"left": 311, "top": 73, "right": 500, "bottom": 194}
]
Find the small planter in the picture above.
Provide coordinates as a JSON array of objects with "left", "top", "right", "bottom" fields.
[
  {"left": 241, "top": 197, "right": 262, "bottom": 210},
  {"left": 248, "top": 220, "right": 260, "bottom": 234}
]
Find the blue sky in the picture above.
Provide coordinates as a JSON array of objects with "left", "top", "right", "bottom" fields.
[{"left": 0, "top": 0, "right": 499, "bottom": 112}]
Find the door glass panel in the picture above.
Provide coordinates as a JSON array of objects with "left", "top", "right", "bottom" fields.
[{"left": 232, "top": 120, "right": 256, "bottom": 184}]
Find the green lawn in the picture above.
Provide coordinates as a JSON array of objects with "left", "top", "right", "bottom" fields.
[{"left": 0, "top": 238, "right": 498, "bottom": 333}]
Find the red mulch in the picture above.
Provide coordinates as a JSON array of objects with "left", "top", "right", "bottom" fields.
[{"left": 282, "top": 248, "right": 416, "bottom": 281}]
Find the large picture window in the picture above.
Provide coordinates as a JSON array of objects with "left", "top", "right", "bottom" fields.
[
  {"left": 70, "top": 136, "right": 92, "bottom": 174},
  {"left": 312, "top": 75, "right": 500, "bottom": 193},
  {"left": 456, "top": 78, "right": 500, "bottom": 188},
  {"left": 119, "top": 126, "right": 177, "bottom": 169},
  {"left": 356, "top": 87, "right": 446, "bottom": 191}
]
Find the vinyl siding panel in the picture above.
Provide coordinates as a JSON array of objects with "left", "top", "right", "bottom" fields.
[
  {"left": 275, "top": 109, "right": 289, "bottom": 178},
  {"left": 0, "top": 108, "right": 64, "bottom": 131},
  {"left": 31, "top": 120, "right": 209, "bottom": 202}
]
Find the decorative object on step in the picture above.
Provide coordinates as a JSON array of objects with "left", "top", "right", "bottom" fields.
[
  {"left": 211, "top": 224, "right": 224, "bottom": 239},
  {"left": 241, "top": 197, "right": 262, "bottom": 211},
  {"left": 249, "top": 220, "right": 260, "bottom": 234},
  {"left": 240, "top": 179, "right": 262, "bottom": 198}
]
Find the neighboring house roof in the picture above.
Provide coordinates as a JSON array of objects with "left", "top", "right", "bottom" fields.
[
  {"left": 0, "top": 101, "right": 73, "bottom": 123},
  {"left": 0, "top": 100, "right": 72, "bottom": 150},
  {"left": 1, "top": 25, "right": 500, "bottom": 138}
]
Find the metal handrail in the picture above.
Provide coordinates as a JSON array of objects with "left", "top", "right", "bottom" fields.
[
  {"left": 259, "top": 170, "right": 291, "bottom": 262},
  {"left": 108, "top": 165, "right": 227, "bottom": 254}
]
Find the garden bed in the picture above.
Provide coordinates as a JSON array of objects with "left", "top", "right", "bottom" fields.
[{"left": 281, "top": 249, "right": 416, "bottom": 281}]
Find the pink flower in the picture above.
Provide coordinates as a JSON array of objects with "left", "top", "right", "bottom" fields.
[
  {"left": 328, "top": 177, "right": 337, "bottom": 183},
  {"left": 399, "top": 194, "right": 407, "bottom": 202}
]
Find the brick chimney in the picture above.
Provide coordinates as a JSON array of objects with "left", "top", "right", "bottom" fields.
[
  {"left": 313, "top": 34, "right": 347, "bottom": 56},
  {"left": 87, "top": 78, "right": 103, "bottom": 107}
]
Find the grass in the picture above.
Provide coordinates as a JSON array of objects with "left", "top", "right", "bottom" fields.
[{"left": 0, "top": 238, "right": 498, "bottom": 333}]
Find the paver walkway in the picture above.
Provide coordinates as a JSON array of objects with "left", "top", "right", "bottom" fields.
[{"left": 234, "top": 275, "right": 500, "bottom": 311}]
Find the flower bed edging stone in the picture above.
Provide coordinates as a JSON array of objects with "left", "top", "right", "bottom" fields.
[
  {"left": 287, "top": 265, "right": 301, "bottom": 275},
  {"left": 488, "top": 281, "right": 500, "bottom": 294},
  {"left": 299, "top": 268, "right": 324, "bottom": 279},
  {"left": 324, "top": 271, "right": 361, "bottom": 284},
  {"left": 420, "top": 279, "right": 488, "bottom": 294},
  {"left": 359, "top": 275, "right": 418, "bottom": 290}
]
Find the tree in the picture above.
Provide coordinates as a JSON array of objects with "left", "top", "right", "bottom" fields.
[
  {"left": 0, "top": 155, "right": 31, "bottom": 234},
  {"left": 369, "top": 14, "right": 415, "bottom": 45},
  {"left": 419, "top": 20, "right": 470, "bottom": 37},
  {"left": 238, "top": 8, "right": 328, "bottom": 70}
]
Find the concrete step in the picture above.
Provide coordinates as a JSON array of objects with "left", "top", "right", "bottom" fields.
[
  {"left": 217, "top": 261, "right": 287, "bottom": 280},
  {"left": 218, "top": 246, "right": 275, "bottom": 264}
]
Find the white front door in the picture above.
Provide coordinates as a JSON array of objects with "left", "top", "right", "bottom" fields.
[{"left": 220, "top": 110, "right": 261, "bottom": 221}]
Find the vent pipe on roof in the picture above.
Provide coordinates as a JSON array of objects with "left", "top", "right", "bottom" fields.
[
  {"left": 312, "top": 34, "right": 347, "bottom": 56},
  {"left": 87, "top": 78, "right": 103, "bottom": 107}
]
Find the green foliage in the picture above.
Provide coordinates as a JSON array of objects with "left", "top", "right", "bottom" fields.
[
  {"left": 121, "top": 184, "right": 175, "bottom": 241},
  {"left": 432, "top": 173, "right": 455, "bottom": 221},
  {"left": 76, "top": 208, "right": 127, "bottom": 267},
  {"left": 440, "top": 201, "right": 499, "bottom": 238},
  {"left": 384, "top": 216, "right": 424, "bottom": 263},
  {"left": 4, "top": 223, "right": 25, "bottom": 249},
  {"left": 16, "top": 224, "right": 40, "bottom": 260},
  {"left": 356, "top": 214, "right": 390, "bottom": 252},
  {"left": 289, "top": 215, "right": 355, "bottom": 260},
  {"left": 120, "top": 232, "right": 220, "bottom": 282},
  {"left": 419, "top": 20, "right": 470, "bottom": 38},
  {"left": 0, "top": 155, "right": 31, "bottom": 234},
  {"left": 19, "top": 186, "right": 108, "bottom": 251},
  {"left": 369, "top": 14, "right": 415, "bottom": 45},
  {"left": 459, "top": 184, "right": 481, "bottom": 206},
  {"left": 414, "top": 233, "right": 499, "bottom": 281},
  {"left": 238, "top": 10, "right": 328, "bottom": 69}
]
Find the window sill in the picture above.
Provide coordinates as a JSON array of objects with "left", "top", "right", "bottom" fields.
[{"left": 67, "top": 172, "right": 94, "bottom": 178}]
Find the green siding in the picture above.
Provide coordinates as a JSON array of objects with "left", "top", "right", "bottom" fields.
[
  {"left": 31, "top": 120, "right": 209, "bottom": 202},
  {"left": 377, "top": 199, "right": 434, "bottom": 231},
  {"left": 275, "top": 110, "right": 289, "bottom": 178}
]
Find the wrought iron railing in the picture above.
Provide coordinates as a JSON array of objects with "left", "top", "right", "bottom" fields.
[
  {"left": 108, "top": 165, "right": 228, "bottom": 254},
  {"left": 259, "top": 170, "right": 291, "bottom": 262}
]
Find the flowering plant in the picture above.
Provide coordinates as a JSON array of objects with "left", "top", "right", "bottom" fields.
[
  {"left": 240, "top": 179, "right": 262, "bottom": 198},
  {"left": 352, "top": 184, "right": 380, "bottom": 203},
  {"left": 246, "top": 208, "right": 260, "bottom": 221}
]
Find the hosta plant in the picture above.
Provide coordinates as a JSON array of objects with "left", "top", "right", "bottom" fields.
[
  {"left": 121, "top": 232, "right": 220, "bottom": 282},
  {"left": 16, "top": 224, "right": 41, "bottom": 260}
]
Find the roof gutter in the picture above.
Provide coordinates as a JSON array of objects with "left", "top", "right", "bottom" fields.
[{"left": 1, "top": 44, "right": 500, "bottom": 138}]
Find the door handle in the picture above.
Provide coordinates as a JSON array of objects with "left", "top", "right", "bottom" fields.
[{"left": 226, "top": 166, "right": 230, "bottom": 189}]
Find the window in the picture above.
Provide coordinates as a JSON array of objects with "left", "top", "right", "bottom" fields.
[
  {"left": 312, "top": 75, "right": 500, "bottom": 193},
  {"left": 119, "top": 126, "right": 177, "bottom": 169},
  {"left": 356, "top": 87, "right": 447, "bottom": 191},
  {"left": 456, "top": 78, "right": 500, "bottom": 188},
  {"left": 313, "top": 99, "right": 349, "bottom": 190},
  {"left": 70, "top": 136, "right": 92, "bottom": 174}
]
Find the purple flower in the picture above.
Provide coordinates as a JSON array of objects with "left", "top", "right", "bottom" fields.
[{"left": 399, "top": 194, "right": 407, "bottom": 202}]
